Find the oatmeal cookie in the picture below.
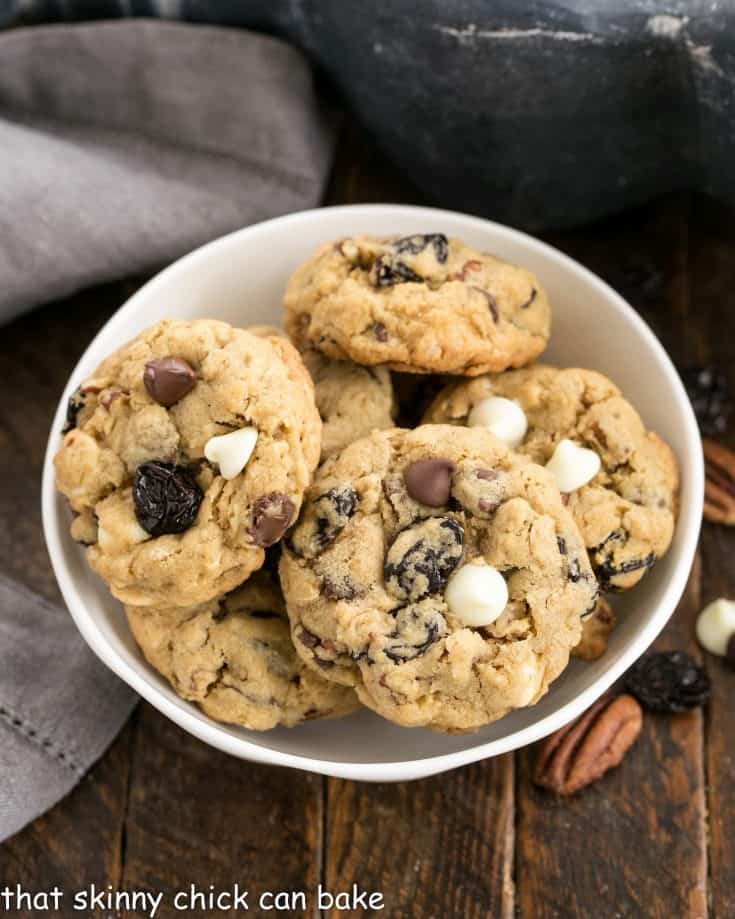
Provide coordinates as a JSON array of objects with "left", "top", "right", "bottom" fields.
[
  {"left": 425, "top": 365, "right": 678, "bottom": 590},
  {"left": 126, "top": 569, "right": 358, "bottom": 729},
  {"left": 301, "top": 349, "right": 395, "bottom": 460},
  {"left": 279, "top": 425, "right": 598, "bottom": 732},
  {"left": 54, "top": 319, "right": 321, "bottom": 606},
  {"left": 283, "top": 234, "right": 550, "bottom": 375}
]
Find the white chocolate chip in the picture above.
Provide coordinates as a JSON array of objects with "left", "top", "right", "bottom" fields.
[
  {"left": 204, "top": 427, "right": 258, "bottom": 480},
  {"left": 513, "top": 657, "right": 542, "bottom": 707},
  {"left": 545, "top": 438, "right": 601, "bottom": 493},
  {"left": 467, "top": 396, "right": 528, "bottom": 447},
  {"left": 445, "top": 562, "right": 508, "bottom": 627},
  {"left": 696, "top": 598, "right": 735, "bottom": 657}
]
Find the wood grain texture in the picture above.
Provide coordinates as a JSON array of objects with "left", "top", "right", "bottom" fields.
[
  {"left": 0, "top": 123, "right": 728, "bottom": 919},
  {"left": 0, "top": 720, "right": 134, "bottom": 917},
  {"left": 119, "top": 704, "right": 322, "bottom": 919},
  {"left": 324, "top": 757, "right": 515, "bottom": 919},
  {"left": 688, "top": 195, "right": 735, "bottom": 919},
  {"left": 516, "top": 197, "right": 707, "bottom": 919}
]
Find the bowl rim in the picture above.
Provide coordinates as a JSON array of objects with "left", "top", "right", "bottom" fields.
[{"left": 41, "top": 203, "right": 704, "bottom": 782}]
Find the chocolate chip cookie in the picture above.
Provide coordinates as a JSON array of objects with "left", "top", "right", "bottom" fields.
[
  {"left": 54, "top": 319, "right": 321, "bottom": 606},
  {"left": 283, "top": 234, "right": 550, "bottom": 375},
  {"left": 247, "top": 326, "right": 396, "bottom": 461},
  {"left": 300, "top": 349, "right": 396, "bottom": 461},
  {"left": 425, "top": 366, "right": 679, "bottom": 591},
  {"left": 279, "top": 425, "right": 598, "bottom": 732},
  {"left": 126, "top": 569, "right": 358, "bottom": 730}
]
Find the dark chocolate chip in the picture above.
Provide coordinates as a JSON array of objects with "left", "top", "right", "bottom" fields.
[
  {"left": 143, "top": 357, "right": 196, "bottom": 407},
  {"left": 384, "top": 516, "right": 463, "bottom": 602},
  {"left": 251, "top": 493, "right": 296, "bottom": 547},
  {"left": 403, "top": 458, "right": 455, "bottom": 507},
  {"left": 132, "top": 461, "right": 203, "bottom": 537}
]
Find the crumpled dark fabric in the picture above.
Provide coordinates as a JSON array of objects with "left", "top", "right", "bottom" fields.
[{"left": 2, "top": 0, "right": 732, "bottom": 230}]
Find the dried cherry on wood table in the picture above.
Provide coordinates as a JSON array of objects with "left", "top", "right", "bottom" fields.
[{"left": 0, "top": 125, "right": 732, "bottom": 919}]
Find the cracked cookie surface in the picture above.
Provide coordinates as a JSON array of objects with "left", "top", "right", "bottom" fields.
[
  {"left": 283, "top": 234, "right": 550, "bottom": 375},
  {"left": 279, "top": 425, "right": 598, "bottom": 732},
  {"left": 125, "top": 569, "right": 358, "bottom": 730},
  {"left": 425, "top": 366, "right": 679, "bottom": 591},
  {"left": 54, "top": 319, "right": 321, "bottom": 606}
]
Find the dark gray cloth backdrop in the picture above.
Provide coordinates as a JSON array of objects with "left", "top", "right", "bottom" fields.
[
  {"left": 0, "top": 18, "right": 336, "bottom": 841},
  {"left": 2, "top": 0, "right": 734, "bottom": 229}
]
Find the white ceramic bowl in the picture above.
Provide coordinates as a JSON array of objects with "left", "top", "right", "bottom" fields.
[{"left": 42, "top": 205, "right": 703, "bottom": 782}]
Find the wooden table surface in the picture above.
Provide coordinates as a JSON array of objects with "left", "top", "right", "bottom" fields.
[{"left": 1, "top": 126, "right": 733, "bottom": 919}]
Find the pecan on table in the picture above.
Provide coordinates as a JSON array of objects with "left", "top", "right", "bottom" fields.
[
  {"left": 703, "top": 438, "right": 735, "bottom": 525},
  {"left": 534, "top": 694, "right": 643, "bottom": 795}
]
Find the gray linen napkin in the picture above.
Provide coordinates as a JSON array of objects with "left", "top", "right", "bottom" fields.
[
  {"left": 0, "top": 576, "right": 137, "bottom": 842},
  {"left": 0, "top": 19, "right": 336, "bottom": 322},
  {"left": 0, "top": 20, "right": 335, "bottom": 840}
]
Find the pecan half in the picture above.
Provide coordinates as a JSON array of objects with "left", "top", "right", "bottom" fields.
[
  {"left": 534, "top": 694, "right": 642, "bottom": 795},
  {"left": 703, "top": 438, "right": 735, "bottom": 525}
]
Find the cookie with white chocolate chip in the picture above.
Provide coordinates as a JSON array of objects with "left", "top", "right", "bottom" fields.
[
  {"left": 125, "top": 568, "right": 358, "bottom": 730},
  {"left": 54, "top": 319, "right": 321, "bottom": 607},
  {"left": 279, "top": 425, "right": 598, "bottom": 733},
  {"left": 425, "top": 365, "right": 679, "bottom": 591},
  {"left": 283, "top": 234, "right": 551, "bottom": 375}
]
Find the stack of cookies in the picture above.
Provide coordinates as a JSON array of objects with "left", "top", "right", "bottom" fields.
[{"left": 54, "top": 233, "right": 679, "bottom": 733}]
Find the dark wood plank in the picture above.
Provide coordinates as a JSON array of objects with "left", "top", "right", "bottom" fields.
[
  {"left": 0, "top": 719, "right": 134, "bottom": 918},
  {"left": 325, "top": 757, "right": 515, "bottom": 919},
  {"left": 688, "top": 194, "right": 735, "bottom": 919},
  {"left": 516, "top": 197, "right": 708, "bottom": 919},
  {"left": 119, "top": 703, "right": 323, "bottom": 919},
  {"left": 324, "top": 119, "right": 428, "bottom": 208},
  {"left": 517, "top": 563, "right": 707, "bottom": 919}
]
